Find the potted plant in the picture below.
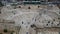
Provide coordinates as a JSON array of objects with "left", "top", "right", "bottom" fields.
[
  {"left": 3, "top": 29, "right": 8, "bottom": 33},
  {"left": 0, "top": 33, "right": 2, "bottom": 34},
  {"left": 11, "top": 32, "right": 13, "bottom": 34}
]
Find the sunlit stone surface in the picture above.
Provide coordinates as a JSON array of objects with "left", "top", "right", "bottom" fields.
[{"left": 0, "top": 5, "right": 60, "bottom": 34}]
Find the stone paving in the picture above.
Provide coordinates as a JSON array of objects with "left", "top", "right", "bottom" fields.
[{"left": 0, "top": 5, "right": 60, "bottom": 34}]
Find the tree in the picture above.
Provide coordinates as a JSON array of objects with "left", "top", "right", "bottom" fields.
[{"left": 0, "top": 2, "right": 4, "bottom": 7}]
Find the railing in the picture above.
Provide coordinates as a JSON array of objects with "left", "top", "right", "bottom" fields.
[{"left": 2, "top": 0, "right": 60, "bottom": 5}]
